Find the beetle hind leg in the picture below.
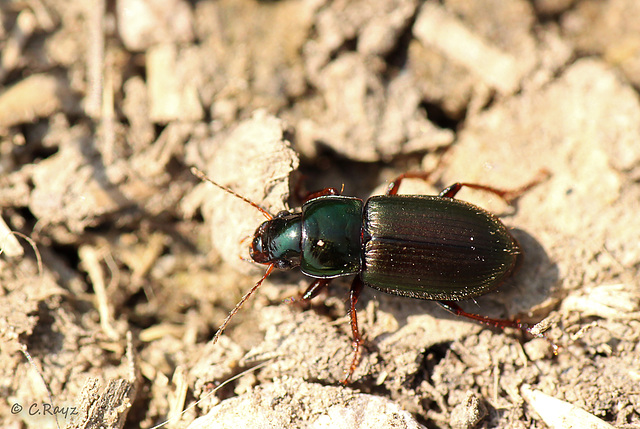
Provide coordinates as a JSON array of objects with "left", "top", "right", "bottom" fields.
[
  {"left": 386, "top": 169, "right": 550, "bottom": 203},
  {"left": 436, "top": 300, "right": 557, "bottom": 352},
  {"left": 439, "top": 169, "right": 551, "bottom": 204},
  {"left": 437, "top": 300, "right": 528, "bottom": 331}
]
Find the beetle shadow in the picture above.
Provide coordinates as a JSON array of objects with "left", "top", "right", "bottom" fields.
[
  {"left": 497, "top": 228, "right": 560, "bottom": 315},
  {"left": 369, "top": 228, "right": 559, "bottom": 330}
]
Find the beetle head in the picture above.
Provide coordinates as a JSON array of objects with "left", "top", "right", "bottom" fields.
[{"left": 249, "top": 212, "right": 302, "bottom": 269}]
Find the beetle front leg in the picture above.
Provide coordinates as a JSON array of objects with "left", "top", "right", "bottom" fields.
[
  {"left": 301, "top": 278, "right": 332, "bottom": 300},
  {"left": 283, "top": 278, "right": 332, "bottom": 305},
  {"left": 343, "top": 276, "right": 365, "bottom": 384}
]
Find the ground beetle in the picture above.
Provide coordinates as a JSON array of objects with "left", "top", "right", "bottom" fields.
[{"left": 192, "top": 167, "right": 551, "bottom": 383}]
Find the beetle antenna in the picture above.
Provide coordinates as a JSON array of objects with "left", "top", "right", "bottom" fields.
[
  {"left": 211, "top": 263, "right": 275, "bottom": 345},
  {"left": 191, "top": 167, "right": 273, "bottom": 220}
]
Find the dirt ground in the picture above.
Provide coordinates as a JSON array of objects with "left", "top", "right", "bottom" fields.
[{"left": 1, "top": 0, "right": 640, "bottom": 428}]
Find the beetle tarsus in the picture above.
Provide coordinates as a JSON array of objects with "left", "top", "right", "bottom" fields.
[{"left": 501, "top": 168, "right": 552, "bottom": 204}]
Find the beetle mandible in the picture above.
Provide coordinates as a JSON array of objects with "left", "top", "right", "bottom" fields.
[{"left": 192, "top": 167, "right": 551, "bottom": 383}]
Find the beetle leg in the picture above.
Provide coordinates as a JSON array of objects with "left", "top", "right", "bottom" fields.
[
  {"left": 436, "top": 300, "right": 557, "bottom": 352},
  {"left": 343, "top": 276, "right": 365, "bottom": 384},
  {"left": 282, "top": 278, "right": 332, "bottom": 306},
  {"left": 302, "top": 187, "right": 341, "bottom": 202},
  {"left": 386, "top": 171, "right": 434, "bottom": 196},
  {"left": 387, "top": 169, "right": 550, "bottom": 202},
  {"left": 439, "top": 182, "right": 516, "bottom": 203},
  {"left": 439, "top": 169, "right": 551, "bottom": 204},
  {"left": 293, "top": 171, "right": 342, "bottom": 202},
  {"left": 436, "top": 300, "right": 528, "bottom": 331},
  {"left": 301, "top": 278, "right": 332, "bottom": 300}
]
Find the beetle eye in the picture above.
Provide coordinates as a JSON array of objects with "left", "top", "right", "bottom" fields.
[
  {"left": 252, "top": 235, "right": 263, "bottom": 253},
  {"left": 250, "top": 234, "right": 270, "bottom": 263}
]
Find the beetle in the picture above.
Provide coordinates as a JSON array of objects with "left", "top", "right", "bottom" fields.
[{"left": 192, "top": 167, "right": 551, "bottom": 383}]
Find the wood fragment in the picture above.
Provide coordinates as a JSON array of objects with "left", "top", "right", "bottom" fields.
[{"left": 67, "top": 378, "right": 136, "bottom": 429}]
